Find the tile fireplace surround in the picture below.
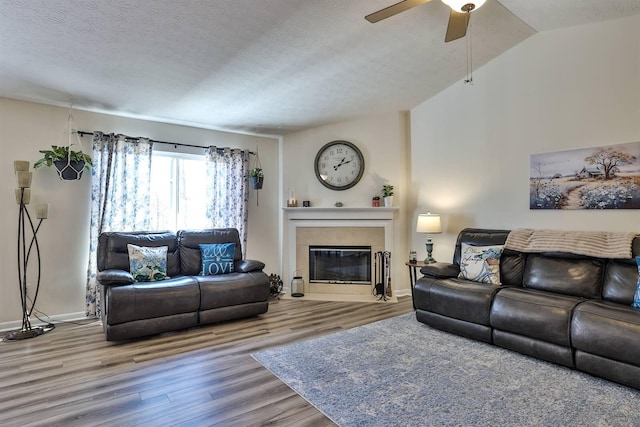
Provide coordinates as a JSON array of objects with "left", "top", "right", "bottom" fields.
[{"left": 284, "top": 207, "right": 397, "bottom": 298}]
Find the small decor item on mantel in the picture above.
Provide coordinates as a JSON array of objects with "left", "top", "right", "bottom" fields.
[
  {"left": 34, "top": 106, "right": 92, "bottom": 181},
  {"left": 382, "top": 184, "right": 394, "bottom": 207},
  {"left": 372, "top": 196, "right": 381, "bottom": 207},
  {"left": 287, "top": 189, "right": 298, "bottom": 207}
]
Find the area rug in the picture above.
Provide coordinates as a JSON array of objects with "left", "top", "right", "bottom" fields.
[{"left": 252, "top": 313, "right": 639, "bottom": 427}]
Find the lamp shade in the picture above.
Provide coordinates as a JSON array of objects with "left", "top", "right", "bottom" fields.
[
  {"left": 36, "top": 204, "right": 49, "bottom": 219},
  {"left": 17, "top": 171, "right": 32, "bottom": 188},
  {"left": 442, "top": 0, "right": 486, "bottom": 12},
  {"left": 417, "top": 213, "right": 442, "bottom": 234},
  {"left": 14, "top": 160, "right": 30, "bottom": 173}
]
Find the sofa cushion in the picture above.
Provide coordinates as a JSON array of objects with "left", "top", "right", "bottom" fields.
[
  {"left": 415, "top": 277, "right": 501, "bottom": 326},
  {"left": 603, "top": 259, "right": 638, "bottom": 305},
  {"left": 178, "top": 229, "right": 242, "bottom": 276},
  {"left": 457, "top": 243, "right": 504, "bottom": 284},
  {"left": 98, "top": 231, "right": 180, "bottom": 277},
  {"left": 523, "top": 254, "right": 603, "bottom": 298},
  {"left": 572, "top": 300, "right": 640, "bottom": 367},
  {"left": 196, "top": 272, "right": 270, "bottom": 310},
  {"left": 500, "top": 249, "right": 527, "bottom": 286},
  {"left": 199, "top": 243, "right": 235, "bottom": 275},
  {"left": 105, "top": 276, "right": 199, "bottom": 325},
  {"left": 127, "top": 244, "right": 169, "bottom": 282},
  {"left": 491, "top": 287, "right": 583, "bottom": 346}
]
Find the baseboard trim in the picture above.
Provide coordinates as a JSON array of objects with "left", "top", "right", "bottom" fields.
[{"left": 0, "top": 311, "right": 90, "bottom": 332}]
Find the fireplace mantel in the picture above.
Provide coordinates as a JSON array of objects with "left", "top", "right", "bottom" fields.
[{"left": 284, "top": 207, "right": 397, "bottom": 220}]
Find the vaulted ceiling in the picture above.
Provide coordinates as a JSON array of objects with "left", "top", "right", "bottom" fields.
[{"left": 1, "top": 1, "right": 639, "bottom": 135}]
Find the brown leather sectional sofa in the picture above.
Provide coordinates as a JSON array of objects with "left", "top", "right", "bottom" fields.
[
  {"left": 414, "top": 228, "right": 640, "bottom": 390},
  {"left": 97, "top": 228, "right": 270, "bottom": 341}
]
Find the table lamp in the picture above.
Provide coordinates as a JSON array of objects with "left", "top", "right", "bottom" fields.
[{"left": 416, "top": 212, "right": 442, "bottom": 264}]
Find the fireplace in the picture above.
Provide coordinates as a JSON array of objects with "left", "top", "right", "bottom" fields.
[
  {"left": 309, "top": 246, "right": 372, "bottom": 285},
  {"left": 285, "top": 207, "right": 396, "bottom": 297}
]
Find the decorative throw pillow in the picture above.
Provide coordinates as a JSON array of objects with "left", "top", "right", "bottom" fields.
[
  {"left": 458, "top": 243, "right": 504, "bottom": 284},
  {"left": 127, "top": 244, "right": 169, "bottom": 282},
  {"left": 200, "top": 243, "right": 236, "bottom": 275},
  {"left": 632, "top": 257, "right": 640, "bottom": 309}
]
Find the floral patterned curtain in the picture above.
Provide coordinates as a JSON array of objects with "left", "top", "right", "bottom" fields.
[
  {"left": 205, "top": 147, "right": 250, "bottom": 255},
  {"left": 85, "top": 133, "right": 153, "bottom": 317}
]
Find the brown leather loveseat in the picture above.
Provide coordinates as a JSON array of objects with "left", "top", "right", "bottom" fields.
[
  {"left": 414, "top": 228, "right": 640, "bottom": 390},
  {"left": 97, "top": 228, "right": 270, "bottom": 341}
]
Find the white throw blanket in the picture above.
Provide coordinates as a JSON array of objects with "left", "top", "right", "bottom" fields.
[{"left": 505, "top": 229, "right": 637, "bottom": 259}]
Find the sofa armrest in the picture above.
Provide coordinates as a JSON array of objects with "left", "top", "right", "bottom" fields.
[
  {"left": 97, "top": 269, "right": 135, "bottom": 286},
  {"left": 420, "top": 262, "right": 459, "bottom": 279},
  {"left": 235, "top": 259, "right": 265, "bottom": 273}
]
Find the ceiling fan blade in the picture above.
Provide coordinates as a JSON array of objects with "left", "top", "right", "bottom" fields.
[
  {"left": 444, "top": 9, "right": 470, "bottom": 42},
  {"left": 365, "top": 0, "right": 431, "bottom": 23}
]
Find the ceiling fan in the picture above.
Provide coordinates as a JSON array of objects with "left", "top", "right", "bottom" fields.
[{"left": 365, "top": 0, "right": 487, "bottom": 42}]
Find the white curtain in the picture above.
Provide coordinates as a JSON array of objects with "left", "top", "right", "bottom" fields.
[
  {"left": 204, "top": 147, "right": 250, "bottom": 254},
  {"left": 85, "top": 133, "right": 153, "bottom": 317}
]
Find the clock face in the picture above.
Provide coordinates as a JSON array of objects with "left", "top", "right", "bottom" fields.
[{"left": 314, "top": 140, "right": 365, "bottom": 191}]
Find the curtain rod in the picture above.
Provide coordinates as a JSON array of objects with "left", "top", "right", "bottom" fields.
[{"left": 76, "top": 131, "right": 255, "bottom": 155}]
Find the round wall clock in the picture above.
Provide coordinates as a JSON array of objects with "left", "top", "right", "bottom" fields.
[{"left": 314, "top": 140, "right": 365, "bottom": 191}]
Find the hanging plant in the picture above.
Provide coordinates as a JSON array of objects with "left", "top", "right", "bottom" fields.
[
  {"left": 34, "top": 107, "right": 92, "bottom": 181},
  {"left": 34, "top": 145, "right": 93, "bottom": 180},
  {"left": 249, "top": 167, "right": 264, "bottom": 190},
  {"left": 249, "top": 147, "right": 264, "bottom": 206}
]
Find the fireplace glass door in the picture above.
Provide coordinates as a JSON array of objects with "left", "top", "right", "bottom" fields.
[{"left": 309, "top": 246, "right": 372, "bottom": 285}]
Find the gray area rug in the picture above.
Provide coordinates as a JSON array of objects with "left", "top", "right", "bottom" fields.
[{"left": 252, "top": 313, "right": 640, "bottom": 427}]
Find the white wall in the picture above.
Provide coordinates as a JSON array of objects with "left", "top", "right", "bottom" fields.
[
  {"left": 0, "top": 98, "right": 280, "bottom": 327},
  {"left": 410, "top": 15, "right": 640, "bottom": 262},
  {"left": 282, "top": 112, "right": 411, "bottom": 292}
]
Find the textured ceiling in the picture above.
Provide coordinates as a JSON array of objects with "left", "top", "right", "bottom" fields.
[{"left": 1, "top": 0, "right": 639, "bottom": 135}]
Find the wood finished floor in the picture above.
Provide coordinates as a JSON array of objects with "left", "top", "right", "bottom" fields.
[{"left": 0, "top": 297, "right": 413, "bottom": 427}]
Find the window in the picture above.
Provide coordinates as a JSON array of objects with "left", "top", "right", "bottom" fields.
[{"left": 149, "top": 151, "right": 210, "bottom": 231}]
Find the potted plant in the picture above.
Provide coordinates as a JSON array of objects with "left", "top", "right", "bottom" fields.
[
  {"left": 34, "top": 145, "right": 93, "bottom": 180},
  {"left": 249, "top": 167, "right": 264, "bottom": 190},
  {"left": 382, "top": 184, "right": 394, "bottom": 207}
]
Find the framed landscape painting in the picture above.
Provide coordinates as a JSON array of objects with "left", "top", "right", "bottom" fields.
[{"left": 530, "top": 142, "right": 640, "bottom": 209}]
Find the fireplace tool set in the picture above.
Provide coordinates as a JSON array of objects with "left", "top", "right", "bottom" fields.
[{"left": 373, "top": 251, "right": 392, "bottom": 301}]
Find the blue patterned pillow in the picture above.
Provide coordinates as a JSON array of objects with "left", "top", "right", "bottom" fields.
[
  {"left": 200, "top": 243, "right": 236, "bottom": 275},
  {"left": 632, "top": 257, "right": 640, "bottom": 309},
  {"left": 127, "top": 244, "right": 169, "bottom": 282},
  {"left": 458, "top": 243, "right": 504, "bottom": 284}
]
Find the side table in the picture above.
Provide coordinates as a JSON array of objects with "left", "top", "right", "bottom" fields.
[{"left": 406, "top": 261, "right": 429, "bottom": 310}]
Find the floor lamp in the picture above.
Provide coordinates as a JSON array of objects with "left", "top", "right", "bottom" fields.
[
  {"left": 3, "top": 161, "right": 53, "bottom": 341},
  {"left": 417, "top": 212, "right": 442, "bottom": 264}
]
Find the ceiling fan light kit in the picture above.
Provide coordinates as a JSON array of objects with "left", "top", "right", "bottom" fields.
[{"left": 441, "top": 0, "right": 486, "bottom": 13}]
